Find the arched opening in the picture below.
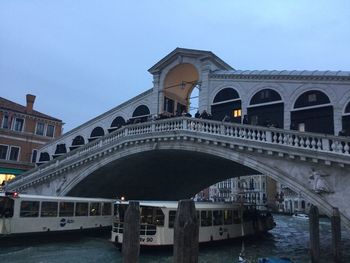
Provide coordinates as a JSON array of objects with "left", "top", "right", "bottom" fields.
[
  {"left": 131, "top": 105, "right": 150, "bottom": 123},
  {"left": 211, "top": 88, "right": 241, "bottom": 123},
  {"left": 109, "top": 116, "right": 126, "bottom": 133},
  {"left": 163, "top": 63, "right": 199, "bottom": 116},
  {"left": 53, "top": 144, "right": 67, "bottom": 158},
  {"left": 291, "top": 90, "right": 333, "bottom": 134},
  {"left": 37, "top": 152, "right": 50, "bottom": 165},
  {"left": 89, "top": 127, "right": 105, "bottom": 142},
  {"left": 341, "top": 102, "right": 350, "bottom": 136},
  {"left": 247, "top": 89, "right": 284, "bottom": 128},
  {"left": 70, "top": 135, "right": 85, "bottom": 151}
]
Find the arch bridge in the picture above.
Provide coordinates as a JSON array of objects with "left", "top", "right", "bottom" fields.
[{"left": 6, "top": 117, "right": 350, "bottom": 228}]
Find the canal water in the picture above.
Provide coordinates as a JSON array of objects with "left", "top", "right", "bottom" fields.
[{"left": 1, "top": 214, "right": 350, "bottom": 263}]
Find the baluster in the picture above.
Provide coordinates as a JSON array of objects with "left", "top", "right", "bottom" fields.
[
  {"left": 331, "top": 141, "right": 336, "bottom": 152},
  {"left": 344, "top": 143, "right": 349, "bottom": 154},
  {"left": 316, "top": 139, "right": 322, "bottom": 150},
  {"left": 235, "top": 127, "right": 239, "bottom": 137},
  {"left": 252, "top": 130, "right": 256, "bottom": 140},
  {"left": 257, "top": 131, "right": 261, "bottom": 141},
  {"left": 305, "top": 138, "right": 310, "bottom": 148},
  {"left": 311, "top": 138, "right": 316, "bottom": 149},
  {"left": 261, "top": 131, "right": 266, "bottom": 141},
  {"left": 337, "top": 141, "right": 344, "bottom": 153},
  {"left": 247, "top": 130, "right": 252, "bottom": 139},
  {"left": 283, "top": 134, "right": 288, "bottom": 145},
  {"left": 294, "top": 136, "right": 300, "bottom": 147},
  {"left": 273, "top": 133, "right": 278, "bottom": 143},
  {"left": 278, "top": 134, "right": 283, "bottom": 144},
  {"left": 299, "top": 137, "right": 305, "bottom": 148}
]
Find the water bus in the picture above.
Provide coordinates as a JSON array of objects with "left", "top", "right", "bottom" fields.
[
  {"left": 0, "top": 191, "right": 115, "bottom": 237},
  {"left": 111, "top": 201, "right": 275, "bottom": 247}
]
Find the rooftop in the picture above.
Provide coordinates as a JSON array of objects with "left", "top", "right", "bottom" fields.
[{"left": 0, "top": 96, "right": 62, "bottom": 122}]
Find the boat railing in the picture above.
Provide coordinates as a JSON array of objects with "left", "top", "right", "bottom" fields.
[{"left": 112, "top": 221, "right": 157, "bottom": 236}]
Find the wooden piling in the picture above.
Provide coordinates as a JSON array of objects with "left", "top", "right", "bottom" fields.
[
  {"left": 331, "top": 207, "right": 342, "bottom": 262},
  {"left": 309, "top": 205, "right": 320, "bottom": 263},
  {"left": 122, "top": 201, "right": 140, "bottom": 263},
  {"left": 173, "top": 199, "right": 199, "bottom": 263}
]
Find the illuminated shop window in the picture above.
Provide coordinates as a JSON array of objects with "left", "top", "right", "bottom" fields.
[{"left": 233, "top": 109, "right": 242, "bottom": 118}]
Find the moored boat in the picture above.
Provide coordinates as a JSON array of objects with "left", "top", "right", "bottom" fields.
[
  {"left": 0, "top": 191, "right": 115, "bottom": 237},
  {"left": 292, "top": 212, "right": 309, "bottom": 220},
  {"left": 111, "top": 200, "right": 275, "bottom": 247}
]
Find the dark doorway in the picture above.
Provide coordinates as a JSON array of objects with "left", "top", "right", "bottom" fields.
[
  {"left": 291, "top": 106, "right": 334, "bottom": 134},
  {"left": 342, "top": 102, "right": 350, "bottom": 136},
  {"left": 211, "top": 88, "right": 241, "bottom": 123},
  {"left": 291, "top": 90, "right": 333, "bottom": 135},
  {"left": 248, "top": 89, "right": 284, "bottom": 128},
  {"left": 248, "top": 103, "right": 284, "bottom": 128}
]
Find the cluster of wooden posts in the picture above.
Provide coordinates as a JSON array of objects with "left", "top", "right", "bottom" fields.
[
  {"left": 121, "top": 200, "right": 343, "bottom": 263},
  {"left": 122, "top": 200, "right": 198, "bottom": 263},
  {"left": 309, "top": 205, "right": 342, "bottom": 263}
]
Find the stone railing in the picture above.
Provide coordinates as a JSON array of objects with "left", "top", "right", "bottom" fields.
[{"left": 7, "top": 117, "right": 350, "bottom": 189}]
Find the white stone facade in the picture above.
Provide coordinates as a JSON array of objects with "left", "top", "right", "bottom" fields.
[{"left": 36, "top": 48, "right": 350, "bottom": 166}]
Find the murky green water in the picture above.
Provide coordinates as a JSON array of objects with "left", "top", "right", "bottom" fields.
[{"left": 0, "top": 214, "right": 349, "bottom": 262}]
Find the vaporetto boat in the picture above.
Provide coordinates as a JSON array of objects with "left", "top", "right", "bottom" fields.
[
  {"left": 0, "top": 191, "right": 115, "bottom": 237},
  {"left": 111, "top": 201, "right": 275, "bottom": 247}
]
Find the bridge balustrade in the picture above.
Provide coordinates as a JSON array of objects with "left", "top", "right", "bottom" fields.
[{"left": 6, "top": 117, "right": 350, "bottom": 190}]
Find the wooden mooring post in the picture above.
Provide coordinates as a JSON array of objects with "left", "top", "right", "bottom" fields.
[
  {"left": 173, "top": 199, "right": 199, "bottom": 263},
  {"left": 122, "top": 201, "right": 140, "bottom": 263},
  {"left": 309, "top": 205, "right": 320, "bottom": 263},
  {"left": 331, "top": 207, "right": 342, "bottom": 262}
]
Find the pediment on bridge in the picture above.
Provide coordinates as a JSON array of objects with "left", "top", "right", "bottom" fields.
[{"left": 148, "top": 47, "right": 233, "bottom": 74}]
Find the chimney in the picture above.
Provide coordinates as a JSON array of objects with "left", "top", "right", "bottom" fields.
[{"left": 26, "top": 94, "right": 36, "bottom": 113}]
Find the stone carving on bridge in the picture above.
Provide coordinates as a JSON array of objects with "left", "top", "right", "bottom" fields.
[{"left": 308, "top": 168, "right": 333, "bottom": 194}]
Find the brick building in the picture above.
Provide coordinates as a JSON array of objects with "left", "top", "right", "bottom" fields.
[{"left": 0, "top": 94, "right": 63, "bottom": 184}]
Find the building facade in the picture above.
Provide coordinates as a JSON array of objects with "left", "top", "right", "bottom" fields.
[
  {"left": 196, "top": 174, "right": 276, "bottom": 210},
  {"left": 0, "top": 94, "right": 63, "bottom": 184},
  {"left": 275, "top": 183, "right": 312, "bottom": 214}
]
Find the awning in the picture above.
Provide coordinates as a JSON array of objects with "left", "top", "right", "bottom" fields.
[{"left": 0, "top": 167, "right": 25, "bottom": 175}]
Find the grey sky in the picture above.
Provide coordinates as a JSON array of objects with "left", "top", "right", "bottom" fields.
[{"left": 1, "top": 0, "right": 350, "bottom": 132}]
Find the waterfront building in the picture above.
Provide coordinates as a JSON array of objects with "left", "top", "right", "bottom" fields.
[
  {"left": 203, "top": 174, "right": 277, "bottom": 210},
  {"left": 0, "top": 94, "right": 63, "bottom": 184},
  {"left": 275, "top": 182, "right": 312, "bottom": 214}
]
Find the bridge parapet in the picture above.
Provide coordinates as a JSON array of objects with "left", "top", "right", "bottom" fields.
[{"left": 6, "top": 117, "right": 350, "bottom": 191}]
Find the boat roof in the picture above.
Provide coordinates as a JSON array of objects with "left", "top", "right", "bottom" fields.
[
  {"left": 115, "top": 200, "right": 253, "bottom": 209},
  {"left": 0, "top": 192, "right": 115, "bottom": 202}
]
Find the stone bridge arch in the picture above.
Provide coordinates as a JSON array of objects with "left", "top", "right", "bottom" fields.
[{"left": 54, "top": 135, "right": 348, "bottom": 228}]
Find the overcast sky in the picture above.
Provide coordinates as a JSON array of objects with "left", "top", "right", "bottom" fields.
[{"left": 1, "top": 0, "right": 350, "bottom": 132}]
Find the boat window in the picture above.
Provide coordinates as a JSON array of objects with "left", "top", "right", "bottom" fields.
[
  {"left": 90, "top": 202, "right": 101, "bottom": 216},
  {"left": 59, "top": 202, "right": 74, "bottom": 217},
  {"left": 200, "top": 210, "right": 212, "bottom": 227},
  {"left": 41, "top": 201, "right": 58, "bottom": 217},
  {"left": 102, "top": 202, "right": 112, "bottom": 216},
  {"left": 224, "top": 210, "right": 233, "bottom": 225},
  {"left": 20, "top": 201, "right": 39, "bottom": 217},
  {"left": 0, "top": 197, "right": 14, "bottom": 218},
  {"left": 168, "top": 210, "right": 177, "bottom": 228},
  {"left": 233, "top": 210, "right": 241, "bottom": 224},
  {"left": 140, "top": 206, "right": 165, "bottom": 226},
  {"left": 75, "top": 202, "right": 88, "bottom": 216},
  {"left": 213, "top": 210, "right": 223, "bottom": 226}
]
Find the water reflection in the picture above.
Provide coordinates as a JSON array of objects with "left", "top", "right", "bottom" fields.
[{"left": 0, "top": 214, "right": 349, "bottom": 263}]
